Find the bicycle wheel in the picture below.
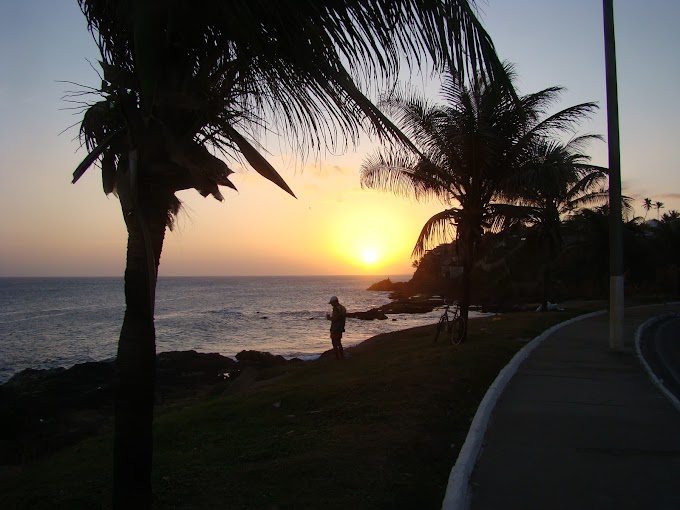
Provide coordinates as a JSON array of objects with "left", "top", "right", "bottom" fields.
[
  {"left": 434, "top": 316, "right": 447, "bottom": 342},
  {"left": 450, "top": 317, "right": 466, "bottom": 345}
]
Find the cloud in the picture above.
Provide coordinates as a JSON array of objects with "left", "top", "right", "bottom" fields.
[{"left": 621, "top": 184, "right": 680, "bottom": 204}]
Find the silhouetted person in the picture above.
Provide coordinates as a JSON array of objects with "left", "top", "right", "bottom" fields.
[{"left": 326, "top": 296, "right": 346, "bottom": 360}]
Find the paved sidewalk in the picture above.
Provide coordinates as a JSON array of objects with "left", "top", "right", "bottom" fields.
[{"left": 463, "top": 304, "right": 680, "bottom": 510}]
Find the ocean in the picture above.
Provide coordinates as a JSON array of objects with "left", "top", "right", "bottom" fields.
[{"left": 0, "top": 276, "right": 450, "bottom": 383}]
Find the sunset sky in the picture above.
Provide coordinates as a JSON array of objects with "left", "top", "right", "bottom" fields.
[{"left": 1, "top": 0, "right": 679, "bottom": 277}]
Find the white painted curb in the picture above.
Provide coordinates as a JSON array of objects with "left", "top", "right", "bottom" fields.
[
  {"left": 440, "top": 310, "right": 606, "bottom": 510},
  {"left": 634, "top": 313, "right": 680, "bottom": 414}
]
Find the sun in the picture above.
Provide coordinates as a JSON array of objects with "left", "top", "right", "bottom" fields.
[{"left": 360, "top": 247, "right": 379, "bottom": 265}]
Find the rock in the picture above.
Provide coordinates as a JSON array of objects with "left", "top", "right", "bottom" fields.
[
  {"left": 0, "top": 349, "right": 299, "bottom": 463},
  {"left": 367, "top": 278, "right": 396, "bottom": 291},
  {"left": 346, "top": 309, "right": 389, "bottom": 320},
  {"left": 156, "top": 350, "right": 236, "bottom": 383},
  {"left": 0, "top": 351, "right": 238, "bottom": 464},
  {"left": 367, "top": 278, "right": 413, "bottom": 297},
  {"left": 348, "top": 296, "right": 444, "bottom": 320},
  {"left": 4, "top": 367, "right": 66, "bottom": 387},
  {"left": 319, "top": 349, "right": 338, "bottom": 360},
  {"left": 235, "top": 350, "right": 288, "bottom": 367},
  {"left": 4, "top": 361, "right": 115, "bottom": 412},
  {"left": 0, "top": 360, "right": 116, "bottom": 465},
  {"left": 379, "top": 296, "right": 442, "bottom": 314}
]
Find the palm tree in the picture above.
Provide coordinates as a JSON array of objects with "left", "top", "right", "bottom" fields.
[
  {"left": 654, "top": 209, "right": 680, "bottom": 295},
  {"left": 642, "top": 197, "right": 653, "bottom": 220},
  {"left": 655, "top": 201, "right": 665, "bottom": 219},
  {"left": 70, "top": 1, "right": 505, "bottom": 506},
  {"left": 360, "top": 65, "right": 597, "bottom": 335},
  {"left": 661, "top": 210, "right": 680, "bottom": 222},
  {"left": 500, "top": 136, "right": 607, "bottom": 311},
  {"left": 564, "top": 205, "right": 648, "bottom": 297},
  {"left": 563, "top": 206, "right": 610, "bottom": 295}
]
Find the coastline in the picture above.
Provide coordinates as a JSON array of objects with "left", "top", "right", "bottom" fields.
[
  {"left": 0, "top": 320, "right": 442, "bottom": 466},
  {"left": 1, "top": 294, "right": 509, "bottom": 386},
  {"left": 8, "top": 299, "right": 650, "bottom": 510},
  {"left": 1, "top": 316, "right": 437, "bottom": 387},
  {"left": 0, "top": 275, "right": 436, "bottom": 384},
  {"left": 2, "top": 307, "right": 597, "bottom": 507}
]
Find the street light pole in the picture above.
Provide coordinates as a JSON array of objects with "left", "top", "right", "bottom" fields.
[{"left": 603, "top": 0, "right": 624, "bottom": 350}]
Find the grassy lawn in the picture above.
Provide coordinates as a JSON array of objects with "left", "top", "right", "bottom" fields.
[{"left": 0, "top": 305, "right": 601, "bottom": 509}]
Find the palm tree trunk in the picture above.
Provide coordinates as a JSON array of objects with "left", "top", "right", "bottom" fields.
[
  {"left": 113, "top": 194, "right": 168, "bottom": 509},
  {"left": 540, "top": 237, "right": 553, "bottom": 312},
  {"left": 460, "top": 261, "right": 472, "bottom": 338},
  {"left": 459, "top": 234, "right": 475, "bottom": 341},
  {"left": 541, "top": 263, "right": 550, "bottom": 312}
]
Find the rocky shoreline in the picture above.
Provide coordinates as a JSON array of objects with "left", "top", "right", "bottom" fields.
[
  {"left": 0, "top": 278, "right": 528, "bottom": 466},
  {"left": 0, "top": 349, "right": 314, "bottom": 466},
  {"left": 348, "top": 294, "right": 445, "bottom": 320},
  {"left": 0, "top": 290, "right": 440, "bottom": 466}
]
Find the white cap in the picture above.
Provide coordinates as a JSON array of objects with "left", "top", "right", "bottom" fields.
[{"left": 328, "top": 296, "right": 338, "bottom": 304}]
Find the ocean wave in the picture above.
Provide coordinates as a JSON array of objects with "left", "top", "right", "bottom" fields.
[
  {"left": 0, "top": 275, "right": 423, "bottom": 383},
  {"left": 202, "top": 309, "right": 246, "bottom": 317}
]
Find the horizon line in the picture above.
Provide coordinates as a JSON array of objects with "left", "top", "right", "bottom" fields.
[{"left": 0, "top": 274, "right": 413, "bottom": 279}]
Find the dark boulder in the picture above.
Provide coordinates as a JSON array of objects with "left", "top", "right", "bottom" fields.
[
  {"left": 235, "top": 350, "right": 288, "bottom": 367},
  {"left": 0, "top": 360, "right": 116, "bottom": 464},
  {"left": 347, "top": 295, "right": 444, "bottom": 320},
  {"left": 367, "top": 278, "right": 413, "bottom": 298},
  {"left": 0, "top": 351, "right": 237, "bottom": 464},
  {"left": 3, "top": 360, "right": 115, "bottom": 412},
  {"left": 0, "top": 349, "right": 302, "bottom": 464},
  {"left": 379, "top": 296, "right": 442, "bottom": 314},
  {"left": 367, "top": 278, "right": 396, "bottom": 291},
  {"left": 156, "top": 350, "right": 236, "bottom": 383},
  {"left": 346, "top": 309, "right": 389, "bottom": 320},
  {"left": 3, "top": 366, "right": 66, "bottom": 386}
]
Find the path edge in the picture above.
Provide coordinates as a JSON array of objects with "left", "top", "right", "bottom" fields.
[
  {"left": 634, "top": 312, "right": 680, "bottom": 413},
  {"left": 440, "top": 309, "right": 606, "bottom": 510}
]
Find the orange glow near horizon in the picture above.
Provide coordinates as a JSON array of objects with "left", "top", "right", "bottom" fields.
[{"left": 322, "top": 202, "right": 419, "bottom": 275}]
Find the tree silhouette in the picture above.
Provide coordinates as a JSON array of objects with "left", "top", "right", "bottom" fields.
[
  {"left": 361, "top": 65, "right": 596, "bottom": 335},
  {"left": 661, "top": 210, "right": 680, "bottom": 222},
  {"left": 642, "top": 197, "right": 653, "bottom": 220},
  {"left": 71, "top": 1, "right": 505, "bottom": 506},
  {"left": 500, "top": 135, "right": 606, "bottom": 311},
  {"left": 655, "top": 201, "right": 665, "bottom": 219}
]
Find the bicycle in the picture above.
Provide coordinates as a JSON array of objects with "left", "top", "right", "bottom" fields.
[{"left": 434, "top": 300, "right": 466, "bottom": 345}]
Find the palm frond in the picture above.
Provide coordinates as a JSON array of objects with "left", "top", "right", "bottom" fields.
[
  {"left": 360, "top": 150, "right": 445, "bottom": 201},
  {"left": 72, "top": 127, "right": 125, "bottom": 184},
  {"left": 78, "top": 0, "right": 505, "bottom": 155},
  {"left": 563, "top": 172, "right": 607, "bottom": 205},
  {"left": 412, "top": 208, "right": 459, "bottom": 258},
  {"left": 568, "top": 190, "right": 610, "bottom": 213},
  {"left": 528, "top": 102, "right": 599, "bottom": 138},
  {"left": 488, "top": 202, "right": 536, "bottom": 231},
  {"left": 226, "top": 127, "right": 296, "bottom": 198},
  {"left": 563, "top": 133, "right": 604, "bottom": 153}
]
